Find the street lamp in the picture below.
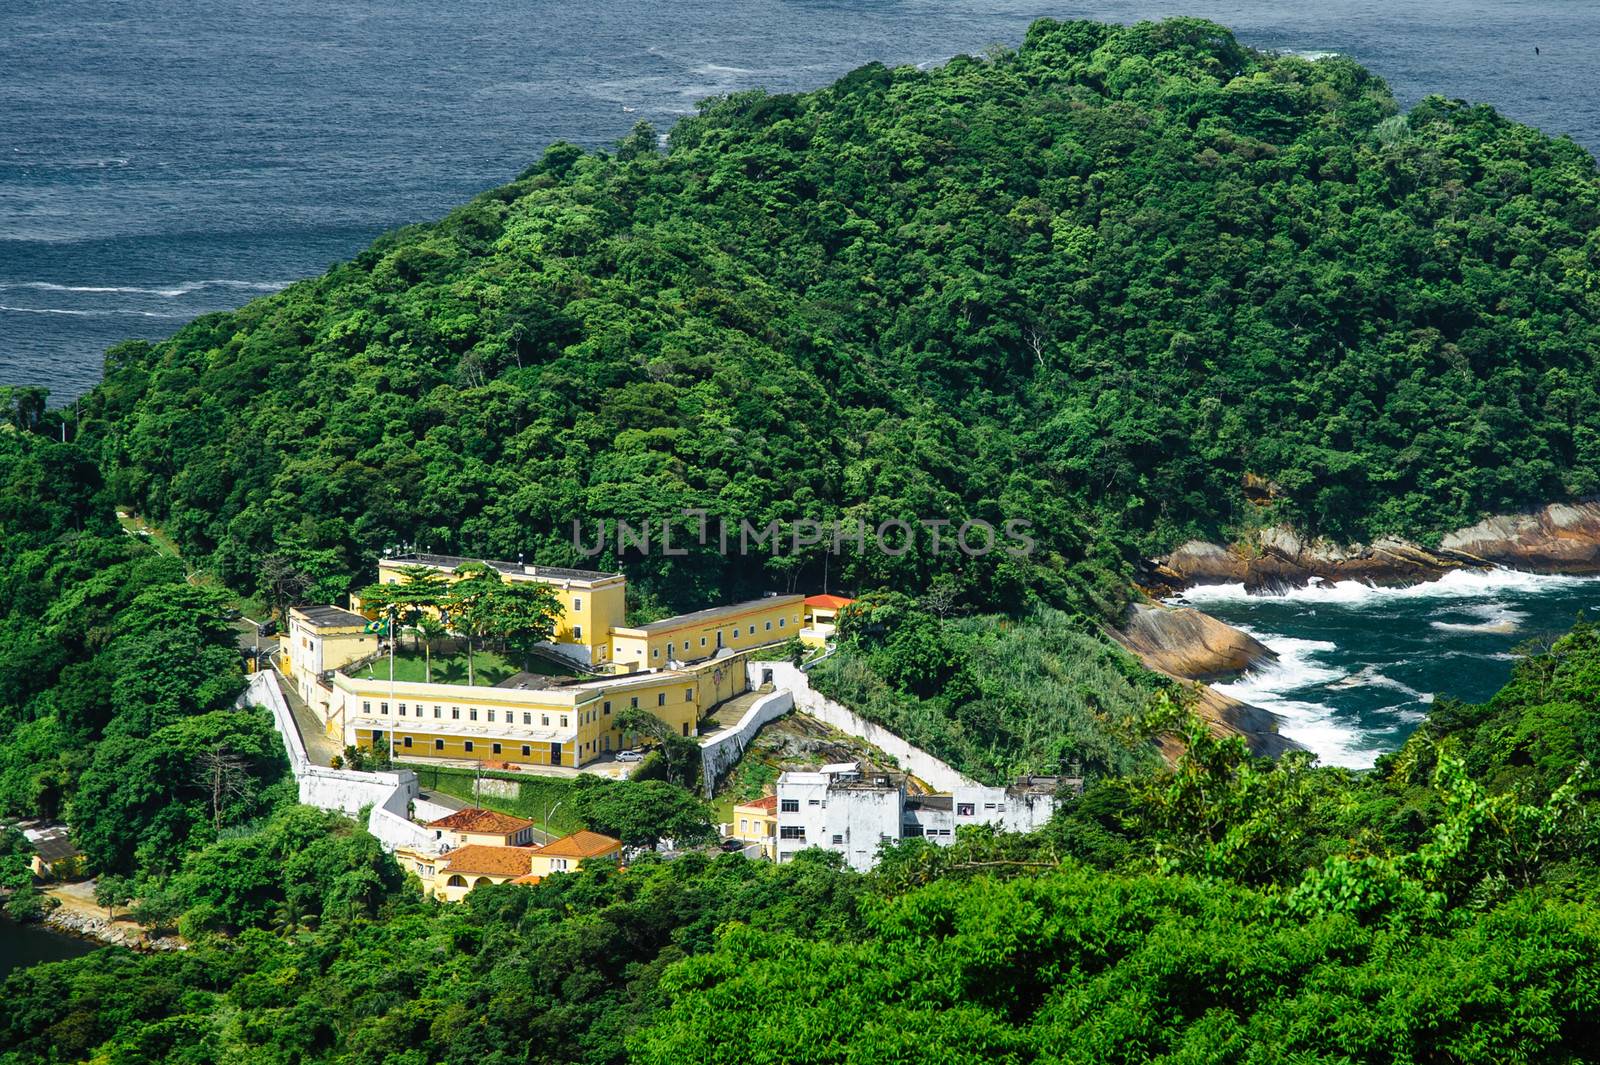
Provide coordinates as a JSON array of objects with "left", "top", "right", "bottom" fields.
[{"left": 542, "top": 798, "right": 564, "bottom": 842}]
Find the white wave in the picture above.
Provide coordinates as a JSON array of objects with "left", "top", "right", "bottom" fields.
[
  {"left": 0, "top": 279, "right": 289, "bottom": 298},
  {"left": 1179, "top": 566, "right": 1600, "bottom": 608},
  {"left": 0, "top": 304, "right": 185, "bottom": 318},
  {"left": 1326, "top": 664, "right": 1431, "bottom": 702},
  {"left": 1206, "top": 634, "right": 1385, "bottom": 768},
  {"left": 1291, "top": 50, "right": 1341, "bottom": 61}
]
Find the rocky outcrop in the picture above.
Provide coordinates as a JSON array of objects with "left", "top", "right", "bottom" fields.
[
  {"left": 1156, "top": 527, "right": 1489, "bottom": 593},
  {"left": 1113, "top": 602, "right": 1303, "bottom": 760},
  {"left": 1118, "top": 602, "right": 1276, "bottom": 681},
  {"left": 1155, "top": 501, "right": 1600, "bottom": 593},
  {"left": 1440, "top": 501, "right": 1600, "bottom": 573}
]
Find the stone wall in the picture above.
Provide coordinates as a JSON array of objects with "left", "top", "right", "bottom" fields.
[
  {"left": 698, "top": 689, "right": 795, "bottom": 797},
  {"left": 241, "top": 670, "right": 437, "bottom": 853},
  {"left": 746, "top": 662, "right": 975, "bottom": 791}
]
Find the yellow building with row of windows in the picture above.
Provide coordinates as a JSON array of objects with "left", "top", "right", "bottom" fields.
[
  {"left": 285, "top": 554, "right": 810, "bottom": 771},
  {"left": 355, "top": 553, "right": 628, "bottom": 669}
]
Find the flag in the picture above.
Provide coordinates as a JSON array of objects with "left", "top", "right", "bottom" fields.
[{"left": 364, "top": 618, "right": 390, "bottom": 635}]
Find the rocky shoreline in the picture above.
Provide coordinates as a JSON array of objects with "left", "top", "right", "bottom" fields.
[
  {"left": 1113, "top": 602, "right": 1304, "bottom": 759},
  {"left": 1148, "top": 500, "right": 1600, "bottom": 594},
  {"left": 42, "top": 904, "right": 180, "bottom": 952}
]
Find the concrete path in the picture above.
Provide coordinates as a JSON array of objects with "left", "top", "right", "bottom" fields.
[{"left": 275, "top": 673, "right": 343, "bottom": 768}]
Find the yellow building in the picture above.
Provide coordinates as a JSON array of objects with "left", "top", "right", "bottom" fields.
[
  {"left": 801, "top": 594, "right": 854, "bottom": 646},
  {"left": 358, "top": 553, "right": 626, "bottom": 669},
  {"left": 430, "top": 844, "right": 537, "bottom": 902},
  {"left": 527, "top": 830, "right": 622, "bottom": 877},
  {"left": 285, "top": 606, "right": 379, "bottom": 721},
  {"left": 732, "top": 793, "right": 778, "bottom": 859},
  {"left": 610, "top": 594, "right": 805, "bottom": 670},
  {"left": 337, "top": 654, "right": 747, "bottom": 769},
  {"left": 424, "top": 807, "right": 537, "bottom": 848}
]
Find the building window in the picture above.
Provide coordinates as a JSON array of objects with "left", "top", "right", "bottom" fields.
[
  {"left": 573, "top": 624, "right": 582, "bottom": 639},
  {"left": 652, "top": 648, "right": 659, "bottom": 658},
  {"left": 779, "top": 826, "right": 806, "bottom": 840},
  {"left": 573, "top": 596, "right": 582, "bottom": 611},
  {"left": 560, "top": 715, "right": 568, "bottom": 728},
  {"left": 434, "top": 739, "right": 444, "bottom": 751},
  {"left": 488, "top": 709, "right": 496, "bottom": 723},
  {"left": 380, "top": 702, "right": 389, "bottom": 715},
  {"left": 765, "top": 621, "right": 771, "bottom": 631},
  {"left": 603, "top": 701, "right": 611, "bottom": 715},
  {"left": 470, "top": 709, "right": 479, "bottom": 721},
  {"left": 778, "top": 618, "right": 785, "bottom": 628},
  {"left": 452, "top": 707, "right": 460, "bottom": 720},
  {"left": 398, "top": 703, "right": 407, "bottom": 716},
  {"left": 957, "top": 803, "right": 975, "bottom": 817},
  {"left": 657, "top": 693, "right": 666, "bottom": 707},
  {"left": 492, "top": 743, "right": 502, "bottom": 755},
  {"left": 780, "top": 799, "right": 800, "bottom": 813},
  {"left": 749, "top": 625, "right": 755, "bottom": 635},
  {"left": 739, "top": 819, "right": 748, "bottom": 833},
  {"left": 464, "top": 741, "right": 474, "bottom": 753},
  {"left": 541, "top": 714, "right": 549, "bottom": 726},
  {"left": 700, "top": 637, "right": 707, "bottom": 647},
  {"left": 522, "top": 745, "right": 531, "bottom": 756},
  {"left": 903, "top": 825, "right": 924, "bottom": 837},
  {"left": 685, "top": 687, "right": 693, "bottom": 701},
  {"left": 831, "top": 834, "right": 844, "bottom": 845},
  {"left": 447, "top": 875, "right": 466, "bottom": 888},
  {"left": 808, "top": 798, "right": 820, "bottom": 806},
  {"left": 630, "top": 696, "right": 638, "bottom": 709},
  {"left": 363, "top": 701, "right": 371, "bottom": 713},
  {"left": 523, "top": 712, "right": 532, "bottom": 725},
  {"left": 403, "top": 736, "right": 412, "bottom": 748},
  {"left": 433, "top": 706, "right": 442, "bottom": 718}
]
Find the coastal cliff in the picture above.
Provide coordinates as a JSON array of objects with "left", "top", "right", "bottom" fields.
[
  {"left": 1114, "top": 602, "right": 1303, "bottom": 760},
  {"left": 1151, "top": 501, "right": 1600, "bottom": 593}
]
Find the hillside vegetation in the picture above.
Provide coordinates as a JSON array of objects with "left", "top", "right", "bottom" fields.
[{"left": 73, "top": 17, "right": 1600, "bottom": 624}]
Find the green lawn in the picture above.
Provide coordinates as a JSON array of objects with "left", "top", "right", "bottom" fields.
[
  {"left": 410, "top": 765, "right": 584, "bottom": 837},
  {"left": 354, "top": 647, "right": 576, "bottom": 686}
]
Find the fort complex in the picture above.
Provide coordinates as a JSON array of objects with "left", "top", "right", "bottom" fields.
[{"left": 283, "top": 553, "right": 828, "bottom": 770}]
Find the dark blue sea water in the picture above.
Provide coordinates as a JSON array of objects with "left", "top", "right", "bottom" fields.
[
  {"left": 0, "top": 912, "right": 95, "bottom": 979},
  {"left": 4, "top": 0, "right": 1598, "bottom": 401},
  {"left": 1177, "top": 571, "right": 1600, "bottom": 768},
  {"left": 5, "top": 2, "right": 1599, "bottom": 764}
]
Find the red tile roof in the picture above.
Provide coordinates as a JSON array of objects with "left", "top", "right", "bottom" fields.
[
  {"left": 533, "top": 830, "right": 622, "bottom": 860},
  {"left": 804, "top": 594, "right": 854, "bottom": 610},
  {"left": 734, "top": 794, "right": 778, "bottom": 814},
  {"left": 426, "top": 807, "right": 534, "bottom": 836},
  {"left": 440, "top": 845, "right": 536, "bottom": 878}
]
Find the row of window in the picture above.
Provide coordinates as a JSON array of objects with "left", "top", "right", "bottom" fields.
[
  {"left": 396, "top": 735, "right": 564, "bottom": 760},
  {"left": 644, "top": 616, "right": 793, "bottom": 659},
  {"left": 366, "top": 701, "right": 572, "bottom": 730}
]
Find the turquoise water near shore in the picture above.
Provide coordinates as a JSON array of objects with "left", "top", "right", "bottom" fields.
[{"left": 1173, "top": 570, "right": 1600, "bottom": 768}]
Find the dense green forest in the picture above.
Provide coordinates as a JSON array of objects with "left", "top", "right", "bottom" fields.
[
  {"left": 69, "top": 16, "right": 1600, "bottom": 623},
  {"left": 6, "top": 520, "right": 1600, "bottom": 1060},
  {"left": 9, "top": 15, "right": 1600, "bottom": 1062}
]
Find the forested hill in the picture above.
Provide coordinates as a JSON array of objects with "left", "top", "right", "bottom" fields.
[{"left": 76, "top": 17, "right": 1600, "bottom": 618}]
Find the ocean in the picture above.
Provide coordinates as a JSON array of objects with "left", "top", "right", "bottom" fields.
[
  {"left": 1176, "top": 571, "right": 1600, "bottom": 768},
  {"left": 4, "top": 0, "right": 1599, "bottom": 401},
  {"left": 5, "top": 1, "right": 1600, "bottom": 768}
]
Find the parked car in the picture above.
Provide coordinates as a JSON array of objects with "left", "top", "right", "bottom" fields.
[
  {"left": 719, "top": 838, "right": 745, "bottom": 853},
  {"left": 614, "top": 748, "right": 646, "bottom": 763}
]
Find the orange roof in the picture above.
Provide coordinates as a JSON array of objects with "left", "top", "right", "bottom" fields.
[
  {"left": 440, "top": 844, "right": 536, "bottom": 878},
  {"left": 533, "top": 830, "right": 622, "bottom": 860},
  {"left": 805, "top": 594, "right": 854, "bottom": 610},
  {"left": 734, "top": 794, "right": 778, "bottom": 814},
  {"left": 426, "top": 807, "right": 534, "bottom": 836},
  {"left": 510, "top": 873, "right": 544, "bottom": 886}
]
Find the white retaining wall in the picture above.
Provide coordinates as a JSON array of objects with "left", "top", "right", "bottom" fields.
[
  {"left": 241, "top": 670, "right": 435, "bottom": 853},
  {"left": 746, "top": 662, "right": 976, "bottom": 792},
  {"left": 698, "top": 689, "right": 795, "bottom": 797}
]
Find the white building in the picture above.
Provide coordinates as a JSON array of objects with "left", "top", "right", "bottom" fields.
[{"left": 774, "top": 763, "right": 1076, "bottom": 871}]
